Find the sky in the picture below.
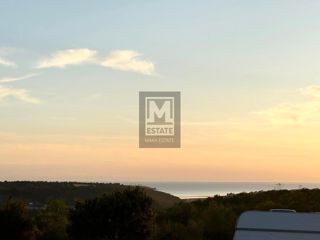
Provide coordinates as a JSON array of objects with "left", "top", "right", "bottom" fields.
[{"left": 1, "top": 0, "right": 320, "bottom": 182}]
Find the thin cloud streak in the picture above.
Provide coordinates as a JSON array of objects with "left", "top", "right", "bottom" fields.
[
  {"left": 101, "top": 50, "right": 155, "bottom": 75},
  {"left": 35, "top": 48, "right": 155, "bottom": 75},
  {"left": 36, "top": 48, "right": 97, "bottom": 68},
  {"left": 0, "top": 85, "right": 40, "bottom": 104},
  {"left": 0, "top": 73, "right": 40, "bottom": 83},
  {"left": 257, "top": 84, "right": 320, "bottom": 124},
  {"left": 0, "top": 73, "right": 40, "bottom": 104},
  {"left": 0, "top": 57, "right": 16, "bottom": 67}
]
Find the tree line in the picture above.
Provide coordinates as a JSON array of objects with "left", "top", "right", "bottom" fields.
[{"left": 1, "top": 187, "right": 320, "bottom": 240}]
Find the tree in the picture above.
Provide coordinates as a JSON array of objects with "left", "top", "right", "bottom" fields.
[
  {"left": 68, "top": 187, "right": 154, "bottom": 240},
  {"left": 154, "top": 202, "right": 202, "bottom": 240},
  {"left": 0, "top": 200, "right": 38, "bottom": 240},
  {"left": 201, "top": 204, "right": 236, "bottom": 240},
  {"left": 36, "top": 200, "right": 69, "bottom": 240}
]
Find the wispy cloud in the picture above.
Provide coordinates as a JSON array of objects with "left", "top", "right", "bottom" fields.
[
  {"left": 0, "top": 73, "right": 39, "bottom": 83},
  {"left": 0, "top": 57, "right": 16, "bottom": 67},
  {"left": 257, "top": 102, "right": 320, "bottom": 124},
  {"left": 36, "top": 49, "right": 97, "bottom": 68},
  {"left": 0, "top": 73, "right": 40, "bottom": 104},
  {"left": 0, "top": 85, "right": 40, "bottom": 104},
  {"left": 301, "top": 85, "right": 320, "bottom": 99},
  {"left": 101, "top": 50, "right": 155, "bottom": 75},
  {"left": 36, "top": 48, "right": 155, "bottom": 75},
  {"left": 257, "top": 85, "right": 320, "bottom": 124}
]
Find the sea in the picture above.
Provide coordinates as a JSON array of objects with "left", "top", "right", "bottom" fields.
[{"left": 126, "top": 182, "right": 320, "bottom": 199}]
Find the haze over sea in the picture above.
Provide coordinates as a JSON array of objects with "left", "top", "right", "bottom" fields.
[{"left": 127, "top": 182, "right": 320, "bottom": 199}]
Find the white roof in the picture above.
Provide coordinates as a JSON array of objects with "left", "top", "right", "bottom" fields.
[{"left": 234, "top": 211, "right": 320, "bottom": 240}]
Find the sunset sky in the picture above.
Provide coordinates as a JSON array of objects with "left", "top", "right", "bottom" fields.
[{"left": 1, "top": 1, "right": 320, "bottom": 182}]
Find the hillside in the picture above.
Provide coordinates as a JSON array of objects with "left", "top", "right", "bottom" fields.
[{"left": 0, "top": 181, "right": 180, "bottom": 208}]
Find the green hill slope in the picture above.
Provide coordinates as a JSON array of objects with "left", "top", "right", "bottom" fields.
[{"left": 0, "top": 181, "right": 180, "bottom": 208}]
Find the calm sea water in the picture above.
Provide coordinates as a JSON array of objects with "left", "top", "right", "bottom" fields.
[{"left": 127, "top": 182, "right": 320, "bottom": 199}]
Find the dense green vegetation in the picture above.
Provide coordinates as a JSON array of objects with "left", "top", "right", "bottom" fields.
[
  {"left": 154, "top": 188, "right": 320, "bottom": 240},
  {"left": 1, "top": 182, "right": 320, "bottom": 240},
  {"left": 68, "top": 188, "right": 154, "bottom": 240}
]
